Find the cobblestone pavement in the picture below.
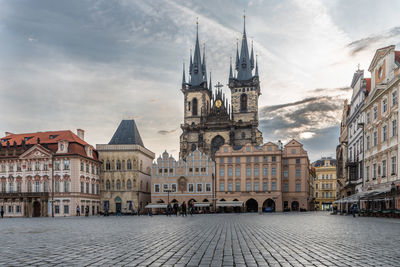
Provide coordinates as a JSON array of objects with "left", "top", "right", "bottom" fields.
[{"left": 1, "top": 213, "right": 400, "bottom": 267}]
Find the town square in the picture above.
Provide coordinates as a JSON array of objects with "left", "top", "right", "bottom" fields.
[{"left": 1, "top": 0, "right": 400, "bottom": 266}]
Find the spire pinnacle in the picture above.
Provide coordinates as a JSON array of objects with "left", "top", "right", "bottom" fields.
[
  {"left": 255, "top": 54, "right": 259, "bottom": 77},
  {"left": 229, "top": 57, "right": 233, "bottom": 79},
  {"left": 182, "top": 61, "right": 186, "bottom": 84},
  {"left": 235, "top": 40, "right": 239, "bottom": 71},
  {"left": 250, "top": 40, "right": 254, "bottom": 70},
  {"left": 237, "top": 14, "right": 252, "bottom": 80},
  {"left": 243, "top": 10, "right": 246, "bottom": 36},
  {"left": 190, "top": 18, "right": 205, "bottom": 86},
  {"left": 209, "top": 71, "right": 212, "bottom": 91}
]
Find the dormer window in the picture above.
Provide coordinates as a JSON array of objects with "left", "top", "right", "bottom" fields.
[
  {"left": 378, "top": 66, "right": 383, "bottom": 79},
  {"left": 60, "top": 144, "right": 64, "bottom": 151}
]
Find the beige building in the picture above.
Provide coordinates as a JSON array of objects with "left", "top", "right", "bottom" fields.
[
  {"left": 215, "top": 140, "right": 312, "bottom": 213},
  {"left": 336, "top": 100, "right": 349, "bottom": 199},
  {"left": 313, "top": 158, "right": 337, "bottom": 211},
  {"left": 97, "top": 120, "right": 154, "bottom": 214},
  {"left": 0, "top": 130, "right": 101, "bottom": 217},
  {"left": 149, "top": 150, "right": 214, "bottom": 212}
]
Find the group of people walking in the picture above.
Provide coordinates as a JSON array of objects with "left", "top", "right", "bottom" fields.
[{"left": 166, "top": 201, "right": 195, "bottom": 216}]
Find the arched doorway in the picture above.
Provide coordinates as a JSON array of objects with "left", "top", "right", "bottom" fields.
[
  {"left": 33, "top": 201, "right": 41, "bottom": 217},
  {"left": 115, "top": 196, "right": 122, "bottom": 214},
  {"left": 246, "top": 198, "right": 258, "bottom": 212},
  {"left": 211, "top": 135, "right": 225, "bottom": 159},
  {"left": 262, "top": 199, "right": 275, "bottom": 212},
  {"left": 233, "top": 199, "right": 241, "bottom": 213},
  {"left": 291, "top": 201, "right": 299, "bottom": 211}
]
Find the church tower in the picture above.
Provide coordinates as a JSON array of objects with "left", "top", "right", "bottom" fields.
[{"left": 228, "top": 15, "right": 262, "bottom": 145}]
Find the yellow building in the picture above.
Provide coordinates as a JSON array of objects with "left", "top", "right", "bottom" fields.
[{"left": 313, "top": 157, "right": 337, "bottom": 211}]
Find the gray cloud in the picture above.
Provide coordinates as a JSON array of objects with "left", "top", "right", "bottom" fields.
[{"left": 158, "top": 129, "right": 178, "bottom": 135}]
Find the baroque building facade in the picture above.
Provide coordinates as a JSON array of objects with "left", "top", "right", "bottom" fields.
[
  {"left": 179, "top": 18, "right": 262, "bottom": 159},
  {"left": 312, "top": 157, "right": 337, "bottom": 211},
  {"left": 97, "top": 120, "right": 154, "bottom": 214},
  {"left": 215, "top": 140, "right": 313, "bottom": 212},
  {"left": 149, "top": 150, "right": 214, "bottom": 212},
  {"left": 336, "top": 99, "right": 349, "bottom": 199},
  {"left": 0, "top": 130, "right": 101, "bottom": 217}
]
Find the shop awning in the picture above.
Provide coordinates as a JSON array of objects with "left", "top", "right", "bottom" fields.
[
  {"left": 334, "top": 188, "right": 391, "bottom": 204},
  {"left": 216, "top": 201, "right": 244, "bottom": 207},
  {"left": 145, "top": 203, "right": 167, "bottom": 209},
  {"left": 194, "top": 203, "right": 210, "bottom": 207}
]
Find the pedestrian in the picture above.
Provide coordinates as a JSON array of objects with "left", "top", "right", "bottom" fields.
[
  {"left": 137, "top": 207, "right": 141, "bottom": 216},
  {"left": 352, "top": 203, "right": 357, "bottom": 218},
  {"left": 167, "top": 203, "right": 172, "bottom": 216},
  {"left": 189, "top": 201, "right": 194, "bottom": 216},
  {"left": 76, "top": 205, "right": 80, "bottom": 216},
  {"left": 0, "top": 207, "right": 4, "bottom": 218},
  {"left": 181, "top": 201, "right": 187, "bottom": 217},
  {"left": 173, "top": 203, "right": 178, "bottom": 216},
  {"left": 85, "top": 206, "right": 89, "bottom": 217}
]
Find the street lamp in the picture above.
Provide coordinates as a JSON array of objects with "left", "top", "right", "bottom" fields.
[
  {"left": 165, "top": 189, "right": 172, "bottom": 204},
  {"left": 357, "top": 122, "right": 365, "bottom": 216}
]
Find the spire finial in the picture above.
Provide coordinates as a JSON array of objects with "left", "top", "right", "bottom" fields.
[
  {"left": 255, "top": 54, "right": 259, "bottom": 77},
  {"left": 357, "top": 63, "right": 360, "bottom": 71},
  {"left": 209, "top": 71, "right": 212, "bottom": 91},
  {"left": 182, "top": 61, "right": 186, "bottom": 84},
  {"left": 229, "top": 56, "right": 233, "bottom": 79},
  {"left": 243, "top": 9, "right": 246, "bottom": 35}
]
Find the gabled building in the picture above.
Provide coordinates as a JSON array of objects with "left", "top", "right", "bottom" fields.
[
  {"left": 313, "top": 157, "right": 337, "bottom": 211},
  {"left": 97, "top": 120, "right": 154, "bottom": 214},
  {"left": 0, "top": 129, "right": 101, "bottom": 217}
]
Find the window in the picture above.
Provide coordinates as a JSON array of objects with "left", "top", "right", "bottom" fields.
[
  {"left": 188, "top": 183, "right": 194, "bottom": 192},
  {"left": 366, "top": 136, "right": 370, "bottom": 150},
  {"left": 219, "top": 168, "right": 225, "bottom": 178},
  {"left": 315, "top": 192, "right": 318, "bottom": 198},
  {"left": 246, "top": 157, "right": 251, "bottom": 163},
  {"left": 17, "top": 182, "right": 21, "bottom": 193},
  {"left": 263, "top": 156, "right": 268, "bottom": 162},
  {"left": 64, "top": 205, "right": 69, "bottom": 214},
  {"left": 106, "top": 180, "right": 110, "bottom": 190},
  {"left": 263, "top": 167, "right": 268, "bottom": 176},
  {"left": 366, "top": 166, "right": 370, "bottom": 181},
  {"left": 235, "top": 167, "right": 240, "bottom": 176},
  {"left": 116, "top": 160, "right": 121, "bottom": 170},
  {"left": 116, "top": 180, "right": 121, "bottom": 191},
  {"left": 16, "top": 205, "right": 21, "bottom": 213},
  {"left": 27, "top": 182, "right": 32, "bottom": 192},
  {"left": 228, "top": 182, "right": 233, "bottom": 191},
  {"left": 296, "top": 183, "right": 301, "bottom": 192},
  {"left": 8, "top": 206, "right": 13, "bottom": 214},
  {"left": 272, "top": 156, "right": 276, "bottom": 162},
  {"left": 228, "top": 167, "right": 233, "bottom": 177},
  {"left": 382, "top": 160, "right": 387, "bottom": 177},
  {"left": 219, "top": 183, "right": 224, "bottom": 191},
  {"left": 263, "top": 182, "right": 268, "bottom": 191},
  {"left": 96, "top": 184, "right": 100, "bottom": 195},
  {"left": 235, "top": 182, "right": 240, "bottom": 191},
  {"left": 383, "top": 125, "right": 387, "bottom": 141},
  {"left": 241, "top": 132, "right": 246, "bottom": 139},
  {"left": 197, "top": 183, "right": 203, "bottom": 192},
  {"left": 64, "top": 181, "right": 69, "bottom": 193},
  {"left": 105, "top": 161, "right": 110, "bottom": 170},
  {"left": 254, "top": 182, "right": 259, "bottom": 191},
  {"left": 271, "top": 167, "right": 276, "bottom": 176},
  {"left": 366, "top": 112, "right": 370, "bottom": 124},
  {"left": 192, "top": 98, "right": 198, "bottom": 116},
  {"left": 245, "top": 167, "right": 251, "bottom": 177},
  {"left": 373, "top": 131, "right": 377, "bottom": 146},
  {"left": 240, "top": 94, "right": 247, "bottom": 112},
  {"left": 81, "top": 162, "right": 84, "bottom": 171},
  {"left": 393, "top": 120, "right": 397, "bottom": 137},
  {"left": 246, "top": 182, "right": 251, "bottom": 191},
  {"left": 91, "top": 165, "right": 95, "bottom": 174},
  {"left": 227, "top": 157, "right": 232, "bottom": 163},
  {"left": 271, "top": 182, "right": 277, "bottom": 191},
  {"left": 254, "top": 167, "right": 259, "bottom": 177},
  {"left": 127, "top": 179, "right": 132, "bottom": 190},
  {"left": 283, "top": 183, "right": 288, "bottom": 192},
  {"left": 296, "top": 169, "right": 301, "bottom": 177},
  {"left": 220, "top": 158, "right": 224, "bottom": 164},
  {"left": 35, "top": 161, "right": 40, "bottom": 171},
  {"left": 86, "top": 182, "right": 89, "bottom": 193},
  {"left": 283, "top": 159, "right": 288, "bottom": 165},
  {"left": 9, "top": 182, "right": 13, "bottom": 193},
  {"left": 295, "top": 158, "right": 300, "bottom": 164},
  {"left": 127, "top": 160, "right": 132, "bottom": 170},
  {"left": 291, "top": 149, "right": 296, "bottom": 154},
  {"left": 55, "top": 205, "right": 59, "bottom": 214},
  {"left": 54, "top": 161, "right": 60, "bottom": 171},
  {"left": 284, "top": 169, "right": 288, "bottom": 178},
  {"left": 235, "top": 157, "right": 241, "bottom": 163},
  {"left": 86, "top": 164, "right": 89, "bottom": 173},
  {"left": 154, "top": 184, "right": 160, "bottom": 193},
  {"left": 206, "top": 183, "right": 212, "bottom": 192},
  {"left": 92, "top": 184, "right": 95, "bottom": 194},
  {"left": 1, "top": 182, "right": 5, "bottom": 193},
  {"left": 373, "top": 163, "right": 377, "bottom": 178},
  {"left": 254, "top": 157, "right": 259, "bottom": 163},
  {"left": 34, "top": 181, "right": 40, "bottom": 192},
  {"left": 316, "top": 184, "right": 319, "bottom": 189},
  {"left": 170, "top": 183, "right": 175, "bottom": 192},
  {"left": 17, "top": 163, "right": 21, "bottom": 172},
  {"left": 64, "top": 160, "right": 70, "bottom": 170},
  {"left": 161, "top": 183, "right": 168, "bottom": 192},
  {"left": 383, "top": 99, "right": 387, "bottom": 113}
]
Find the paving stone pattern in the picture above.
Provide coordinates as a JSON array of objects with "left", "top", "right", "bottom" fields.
[{"left": 1, "top": 213, "right": 400, "bottom": 266}]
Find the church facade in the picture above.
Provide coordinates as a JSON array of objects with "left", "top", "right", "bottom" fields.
[{"left": 179, "top": 18, "right": 263, "bottom": 159}]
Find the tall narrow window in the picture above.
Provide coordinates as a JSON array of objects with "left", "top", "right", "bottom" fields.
[
  {"left": 106, "top": 180, "right": 110, "bottom": 190},
  {"left": 240, "top": 94, "right": 247, "bottom": 112},
  {"left": 116, "top": 160, "right": 121, "bottom": 170},
  {"left": 127, "top": 179, "right": 132, "bottom": 190},
  {"left": 127, "top": 160, "right": 132, "bottom": 170},
  {"left": 106, "top": 161, "right": 110, "bottom": 170},
  {"left": 192, "top": 98, "right": 198, "bottom": 116},
  {"left": 116, "top": 180, "right": 121, "bottom": 191}
]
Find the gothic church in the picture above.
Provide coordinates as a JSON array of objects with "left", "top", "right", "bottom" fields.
[{"left": 180, "top": 17, "right": 263, "bottom": 159}]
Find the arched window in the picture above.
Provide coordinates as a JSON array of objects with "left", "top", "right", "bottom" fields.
[
  {"left": 127, "top": 160, "right": 132, "bottom": 170},
  {"left": 106, "top": 160, "right": 110, "bottom": 170},
  {"left": 106, "top": 180, "right": 110, "bottom": 190},
  {"left": 240, "top": 94, "right": 247, "bottom": 112},
  {"left": 116, "top": 160, "right": 121, "bottom": 170},
  {"left": 192, "top": 98, "right": 198, "bottom": 116},
  {"left": 116, "top": 180, "right": 121, "bottom": 191},
  {"left": 127, "top": 179, "right": 132, "bottom": 190}
]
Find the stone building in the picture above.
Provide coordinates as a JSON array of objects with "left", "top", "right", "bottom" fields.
[
  {"left": 0, "top": 130, "right": 101, "bottom": 217},
  {"left": 215, "top": 140, "right": 312, "bottom": 212},
  {"left": 313, "top": 158, "right": 337, "bottom": 211},
  {"left": 336, "top": 100, "right": 349, "bottom": 199},
  {"left": 97, "top": 120, "right": 154, "bottom": 214},
  {"left": 179, "top": 17, "right": 262, "bottom": 159},
  {"left": 149, "top": 150, "right": 214, "bottom": 212}
]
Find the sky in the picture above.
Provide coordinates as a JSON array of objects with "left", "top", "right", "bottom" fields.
[{"left": 1, "top": 0, "right": 400, "bottom": 162}]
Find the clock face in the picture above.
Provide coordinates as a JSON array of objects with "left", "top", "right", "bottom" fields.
[{"left": 215, "top": 100, "right": 222, "bottom": 108}]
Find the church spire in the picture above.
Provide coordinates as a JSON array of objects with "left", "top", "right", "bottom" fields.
[
  {"left": 255, "top": 55, "right": 259, "bottom": 77},
  {"left": 250, "top": 40, "right": 254, "bottom": 70},
  {"left": 209, "top": 72, "right": 212, "bottom": 92},
  {"left": 189, "top": 18, "right": 205, "bottom": 86},
  {"left": 237, "top": 13, "right": 252, "bottom": 81},
  {"left": 229, "top": 56, "right": 233, "bottom": 79},
  {"left": 182, "top": 62, "right": 186, "bottom": 85},
  {"left": 202, "top": 44, "right": 207, "bottom": 83},
  {"left": 235, "top": 41, "right": 239, "bottom": 71}
]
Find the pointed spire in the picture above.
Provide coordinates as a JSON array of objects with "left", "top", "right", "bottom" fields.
[
  {"left": 209, "top": 72, "right": 212, "bottom": 91},
  {"left": 190, "top": 17, "right": 204, "bottom": 86},
  {"left": 255, "top": 55, "right": 259, "bottom": 77},
  {"left": 250, "top": 40, "right": 254, "bottom": 70},
  {"left": 235, "top": 41, "right": 239, "bottom": 71},
  {"left": 182, "top": 62, "right": 186, "bottom": 84},
  {"left": 229, "top": 57, "right": 233, "bottom": 79},
  {"left": 237, "top": 14, "right": 252, "bottom": 80},
  {"left": 202, "top": 44, "right": 207, "bottom": 83},
  {"left": 189, "top": 49, "right": 193, "bottom": 75}
]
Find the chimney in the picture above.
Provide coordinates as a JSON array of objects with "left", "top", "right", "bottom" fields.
[
  {"left": 5, "top": 132, "right": 13, "bottom": 136},
  {"left": 77, "top": 129, "right": 85, "bottom": 140}
]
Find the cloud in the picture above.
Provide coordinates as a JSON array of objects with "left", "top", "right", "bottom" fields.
[
  {"left": 158, "top": 129, "right": 178, "bottom": 135},
  {"left": 347, "top": 26, "right": 400, "bottom": 56}
]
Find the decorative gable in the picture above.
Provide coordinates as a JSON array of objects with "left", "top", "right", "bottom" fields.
[{"left": 19, "top": 144, "right": 51, "bottom": 160}]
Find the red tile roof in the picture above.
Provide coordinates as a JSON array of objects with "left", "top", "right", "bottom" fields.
[
  {"left": 365, "top": 78, "right": 371, "bottom": 93},
  {"left": 0, "top": 130, "right": 88, "bottom": 146}
]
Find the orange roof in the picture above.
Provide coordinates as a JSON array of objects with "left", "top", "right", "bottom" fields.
[
  {"left": 0, "top": 130, "right": 88, "bottom": 146},
  {"left": 365, "top": 78, "right": 371, "bottom": 93}
]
